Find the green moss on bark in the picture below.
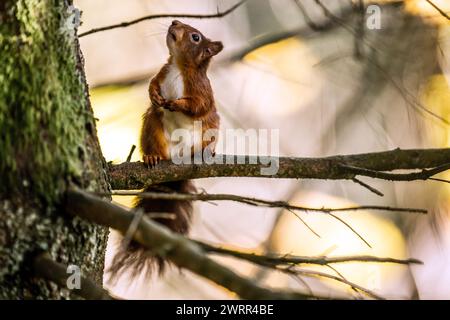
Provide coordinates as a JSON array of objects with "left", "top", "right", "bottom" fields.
[
  {"left": 0, "top": 0, "right": 110, "bottom": 299},
  {"left": 0, "top": 0, "right": 92, "bottom": 201}
]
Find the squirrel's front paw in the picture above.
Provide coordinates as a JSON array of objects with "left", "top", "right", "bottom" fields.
[
  {"left": 143, "top": 154, "right": 162, "bottom": 168},
  {"left": 150, "top": 92, "right": 165, "bottom": 107},
  {"left": 162, "top": 101, "right": 177, "bottom": 112}
]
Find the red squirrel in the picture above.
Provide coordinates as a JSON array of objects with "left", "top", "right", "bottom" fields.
[{"left": 110, "top": 20, "right": 223, "bottom": 279}]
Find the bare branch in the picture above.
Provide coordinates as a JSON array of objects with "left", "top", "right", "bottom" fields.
[
  {"left": 226, "top": 13, "right": 346, "bottom": 62},
  {"left": 79, "top": 0, "right": 247, "bottom": 38},
  {"left": 121, "top": 208, "right": 144, "bottom": 249},
  {"left": 353, "top": 0, "right": 365, "bottom": 59},
  {"left": 108, "top": 148, "right": 450, "bottom": 189},
  {"left": 327, "top": 212, "right": 372, "bottom": 248},
  {"left": 351, "top": 177, "right": 384, "bottom": 196},
  {"left": 313, "top": 0, "right": 355, "bottom": 34},
  {"left": 226, "top": 1, "right": 405, "bottom": 62},
  {"left": 65, "top": 189, "right": 332, "bottom": 299},
  {"left": 324, "top": 264, "right": 363, "bottom": 298},
  {"left": 426, "top": 0, "right": 450, "bottom": 20},
  {"left": 109, "top": 190, "right": 426, "bottom": 249},
  {"left": 284, "top": 267, "right": 384, "bottom": 300},
  {"left": 366, "top": 55, "right": 450, "bottom": 125},
  {"left": 340, "top": 162, "right": 450, "bottom": 182},
  {"left": 288, "top": 208, "right": 322, "bottom": 238},
  {"left": 429, "top": 177, "right": 450, "bottom": 184},
  {"left": 293, "top": 0, "right": 332, "bottom": 31},
  {"left": 32, "top": 252, "right": 115, "bottom": 300},
  {"left": 197, "top": 237, "right": 393, "bottom": 299},
  {"left": 126, "top": 145, "right": 136, "bottom": 163},
  {"left": 195, "top": 241, "right": 422, "bottom": 266},
  {"left": 108, "top": 190, "right": 427, "bottom": 214}
]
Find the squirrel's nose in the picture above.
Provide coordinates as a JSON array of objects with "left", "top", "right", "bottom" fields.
[{"left": 171, "top": 20, "right": 182, "bottom": 26}]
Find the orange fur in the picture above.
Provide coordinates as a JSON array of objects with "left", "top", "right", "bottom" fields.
[{"left": 109, "top": 20, "right": 222, "bottom": 281}]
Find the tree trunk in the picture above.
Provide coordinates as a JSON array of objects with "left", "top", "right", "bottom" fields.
[{"left": 0, "top": 0, "right": 109, "bottom": 299}]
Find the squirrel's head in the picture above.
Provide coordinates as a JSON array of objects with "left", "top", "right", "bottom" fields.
[{"left": 167, "top": 20, "right": 223, "bottom": 67}]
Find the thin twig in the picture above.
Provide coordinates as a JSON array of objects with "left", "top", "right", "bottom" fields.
[
  {"left": 287, "top": 208, "right": 321, "bottom": 238},
  {"left": 79, "top": 0, "right": 247, "bottom": 37},
  {"left": 340, "top": 163, "right": 450, "bottom": 182},
  {"left": 226, "top": 12, "right": 346, "bottom": 61},
  {"left": 147, "top": 212, "right": 177, "bottom": 219},
  {"left": 426, "top": 0, "right": 450, "bottom": 20},
  {"left": 107, "top": 190, "right": 427, "bottom": 214},
  {"left": 325, "top": 264, "right": 363, "bottom": 298},
  {"left": 122, "top": 208, "right": 144, "bottom": 249},
  {"left": 291, "top": 273, "right": 315, "bottom": 296},
  {"left": 293, "top": 0, "right": 330, "bottom": 31},
  {"left": 327, "top": 212, "right": 371, "bottom": 248},
  {"left": 194, "top": 240, "right": 422, "bottom": 266},
  {"left": 313, "top": 0, "right": 355, "bottom": 34},
  {"left": 352, "top": 177, "right": 384, "bottom": 196},
  {"left": 366, "top": 56, "right": 450, "bottom": 125},
  {"left": 353, "top": 0, "right": 365, "bottom": 59},
  {"left": 126, "top": 145, "right": 136, "bottom": 163},
  {"left": 286, "top": 267, "right": 384, "bottom": 300},
  {"left": 429, "top": 177, "right": 450, "bottom": 184}
]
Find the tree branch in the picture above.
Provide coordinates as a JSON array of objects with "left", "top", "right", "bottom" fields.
[
  {"left": 293, "top": 0, "right": 332, "bottom": 31},
  {"left": 194, "top": 241, "right": 422, "bottom": 266},
  {"left": 426, "top": 0, "right": 450, "bottom": 20},
  {"left": 340, "top": 162, "right": 450, "bottom": 181},
  {"left": 351, "top": 177, "right": 384, "bottom": 196},
  {"left": 108, "top": 190, "right": 427, "bottom": 214},
  {"left": 126, "top": 144, "right": 136, "bottom": 163},
  {"left": 32, "top": 252, "right": 114, "bottom": 300},
  {"left": 186, "top": 239, "right": 391, "bottom": 299},
  {"left": 227, "top": 1, "right": 404, "bottom": 62},
  {"left": 65, "top": 189, "right": 324, "bottom": 299},
  {"left": 283, "top": 267, "right": 383, "bottom": 300},
  {"left": 226, "top": 18, "right": 342, "bottom": 62},
  {"left": 109, "top": 148, "right": 450, "bottom": 189},
  {"left": 79, "top": 0, "right": 247, "bottom": 38},
  {"left": 196, "top": 240, "right": 399, "bottom": 300}
]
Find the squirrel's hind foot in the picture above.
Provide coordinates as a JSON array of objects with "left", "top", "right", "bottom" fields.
[{"left": 143, "top": 154, "right": 162, "bottom": 168}]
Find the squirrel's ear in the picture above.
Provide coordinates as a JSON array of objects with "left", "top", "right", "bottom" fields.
[{"left": 204, "top": 41, "right": 223, "bottom": 58}]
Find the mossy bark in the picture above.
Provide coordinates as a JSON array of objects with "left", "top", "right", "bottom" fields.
[{"left": 0, "top": 0, "right": 110, "bottom": 299}]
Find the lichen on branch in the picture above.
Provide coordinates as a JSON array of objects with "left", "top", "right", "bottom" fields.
[{"left": 109, "top": 148, "right": 450, "bottom": 189}]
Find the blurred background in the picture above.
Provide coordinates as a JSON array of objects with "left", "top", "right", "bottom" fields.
[{"left": 74, "top": 0, "right": 449, "bottom": 299}]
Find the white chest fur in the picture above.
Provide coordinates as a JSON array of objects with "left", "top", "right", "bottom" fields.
[
  {"left": 160, "top": 63, "right": 197, "bottom": 156},
  {"left": 160, "top": 63, "right": 184, "bottom": 101}
]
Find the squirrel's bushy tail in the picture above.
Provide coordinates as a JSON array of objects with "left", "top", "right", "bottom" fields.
[{"left": 108, "top": 180, "right": 196, "bottom": 281}]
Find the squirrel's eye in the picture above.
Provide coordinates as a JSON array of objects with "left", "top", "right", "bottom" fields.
[{"left": 191, "top": 33, "right": 201, "bottom": 42}]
